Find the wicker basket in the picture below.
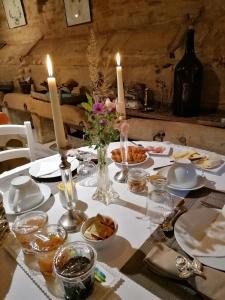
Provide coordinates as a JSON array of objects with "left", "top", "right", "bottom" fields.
[{"left": 0, "top": 193, "right": 9, "bottom": 245}]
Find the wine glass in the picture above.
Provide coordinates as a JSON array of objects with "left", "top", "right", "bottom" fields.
[{"left": 77, "top": 153, "right": 97, "bottom": 187}]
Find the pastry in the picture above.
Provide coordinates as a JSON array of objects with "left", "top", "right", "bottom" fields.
[
  {"left": 84, "top": 214, "right": 115, "bottom": 241},
  {"left": 111, "top": 146, "right": 147, "bottom": 164}
]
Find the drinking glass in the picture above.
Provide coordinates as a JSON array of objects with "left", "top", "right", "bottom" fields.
[
  {"left": 77, "top": 153, "right": 97, "bottom": 187},
  {"left": 146, "top": 177, "right": 174, "bottom": 226},
  {"left": 12, "top": 211, "right": 48, "bottom": 254},
  {"left": 31, "top": 224, "right": 67, "bottom": 276}
]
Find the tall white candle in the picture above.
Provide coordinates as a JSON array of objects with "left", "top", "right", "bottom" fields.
[
  {"left": 46, "top": 54, "right": 67, "bottom": 149},
  {"left": 116, "top": 52, "right": 126, "bottom": 118}
]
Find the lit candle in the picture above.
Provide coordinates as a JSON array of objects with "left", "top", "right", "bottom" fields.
[
  {"left": 46, "top": 54, "right": 67, "bottom": 149},
  {"left": 116, "top": 52, "right": 126, "bottom": 118}
]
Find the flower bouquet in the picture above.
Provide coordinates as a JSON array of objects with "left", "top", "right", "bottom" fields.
[{"left": 81, "top": 95, "right": 120, "bottom": 205}]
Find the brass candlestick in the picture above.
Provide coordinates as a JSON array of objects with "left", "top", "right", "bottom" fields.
[{"left": 58, "top": 152, "right": 86, "bottom": 232}]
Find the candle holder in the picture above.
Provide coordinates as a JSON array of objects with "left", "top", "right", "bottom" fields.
[
  {"left": 58, "top": 152, "right": 86, "bottom": 232},
  {"left": 114, "top": 127, "right": 129, "bottom": 183},
  {"left": 114, "top": 165, "right": 128, "bottom": 183}
]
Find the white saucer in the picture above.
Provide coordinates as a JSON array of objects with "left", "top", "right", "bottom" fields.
[
  {"left": 167, "top": 176, "right": 206, "bottom": 191},
  {"left": 175, "top": 208, "right": 225, "bottom": 271},
  {"left": 29, "top": 155, "right": 79, "bottom": 179},
  {"left": 3, "top": 183, "right": 51, "bottom": 215}
]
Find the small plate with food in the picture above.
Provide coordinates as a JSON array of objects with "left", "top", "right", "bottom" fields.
[
  {"left": 146, "top": 143, "right": 171, "bottom": 156},
  {"left": 81, "top": 214, "right": 118, "bottom": 249},
  {"left": 173, "top": 150, "right": 224, "bottom": 173},
  {"left": 193, "top": 154, "right": 224, "bottom": 172},
  {"left": 111, "top": 146, "right": 150, "bottom": 166},
  {"left": 172, "top": 150, "right": 205, "bottom": 161}
]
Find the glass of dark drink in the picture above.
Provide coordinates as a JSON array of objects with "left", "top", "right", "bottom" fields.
[{"left": 53, "top": 242, "right": 97, "bottom": 300}]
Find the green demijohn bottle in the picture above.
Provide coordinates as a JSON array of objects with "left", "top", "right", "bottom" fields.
[{"left": 172, "top": 27, "right": 203, "bottom": 117}]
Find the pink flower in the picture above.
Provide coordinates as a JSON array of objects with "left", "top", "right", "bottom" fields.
[
  {"left": 99, "top": 118, "right": 106, "bottom": 126},
  {"left": 105, "top": 98, "right": 116, "bottom": 112},
  {"left": 92, "top": 102, "right": 104, "bottom": 114}
]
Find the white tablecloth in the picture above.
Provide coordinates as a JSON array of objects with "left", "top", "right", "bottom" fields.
[{"left": 0, "top": 141, "right": 225, "bottom": 300}]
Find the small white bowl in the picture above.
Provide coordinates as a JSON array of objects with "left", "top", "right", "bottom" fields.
[
  {"left": 80, "top": 216, "right": 118, "bottom": 249},
  {"left": 167, "top": 159, "right": 198, "bottom": 189}
]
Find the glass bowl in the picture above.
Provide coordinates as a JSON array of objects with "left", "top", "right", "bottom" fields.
[{"left": 11, "top": 211, "right": 48, "bottom": 254}]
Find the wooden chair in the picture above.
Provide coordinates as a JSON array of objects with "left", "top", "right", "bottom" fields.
[{"left": 0, "top": 121, "right": 35, "bottom": 163}]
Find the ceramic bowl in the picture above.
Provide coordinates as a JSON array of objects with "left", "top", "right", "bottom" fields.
[
  {"left": 167, "top": 159, "right": 198, "bottom": 189},
  {"left": 8, "top": 176, "right": 43, "bottom": 213},
  {"left": 80, "top": 216, "right": 118, "bottom": 249}
]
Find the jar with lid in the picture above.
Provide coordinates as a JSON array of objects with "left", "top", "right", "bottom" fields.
[{"left": 128, "top": 168, "right": 147, "bottom": 193}]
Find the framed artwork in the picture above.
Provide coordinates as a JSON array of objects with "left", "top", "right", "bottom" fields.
[
  {"left": 64, "top": 0, "right": 91, "bottom": 27},
  {"left": 2, "top": 0, "right": 26, "bottom": 29}
]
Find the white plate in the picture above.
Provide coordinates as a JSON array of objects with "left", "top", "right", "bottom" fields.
[
  {"left": 113, "top": 155, "right": 152, "bottom": 167},
  {"left": 147, "top": 143, "right": 171, "bottom": 156},
  {"left": 174, "top": 208, "right": 225, "bottom": 271},
  {"left": 167, "top": 176, "right": 206, "bottom": 191},
  {"left": 29, "top": 155, "right": 79, "bottom": 179},
  {"left": 3, "top": 183, "right": 51, "bottom": 215},
  {"left": 193, "top": 159, "right": 225, "bottom": 174}
]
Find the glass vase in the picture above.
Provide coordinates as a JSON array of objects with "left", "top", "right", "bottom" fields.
[{"left": 92, "top": 146, "right": 119, "bottom": 205}]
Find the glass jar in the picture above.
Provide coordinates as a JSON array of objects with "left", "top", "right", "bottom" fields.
[
  {"left": 128, "top": 168, "right": 147, "bottom": 193},
  {"left": 54, "top": 242, "right": 97, "bottom": 300},
  {"left": 12, "top": 211, "right": 48, "bottom": 254}
]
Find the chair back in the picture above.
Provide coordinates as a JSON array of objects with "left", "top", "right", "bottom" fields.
[{"left": 0, "top": 121, "right": 35, "bottom": 162}]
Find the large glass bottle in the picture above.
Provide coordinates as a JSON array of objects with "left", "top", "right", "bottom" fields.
[{"left": 172, "top": 27, "right": 203, "bottom": 117}]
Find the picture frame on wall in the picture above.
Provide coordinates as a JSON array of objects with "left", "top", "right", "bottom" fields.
[
  {"left": 2, "top": 0, "right": 26, "bottom": 29},
  {"left": 64, "top": 0, "right": 91, "bottom": 27}
]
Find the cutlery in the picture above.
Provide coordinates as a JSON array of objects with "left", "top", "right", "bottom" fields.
[
  {"left": 130, "top": 141, "right": 144, "bottom": 147},
  {"left": 161, "top": 199, "right": 186, "bottom": 232},
  {"left": 153, "top": 163, "right": 173, "bottom": 171},
  {"left": 200, "top": 201, "right": 222, "bottom": 209}
]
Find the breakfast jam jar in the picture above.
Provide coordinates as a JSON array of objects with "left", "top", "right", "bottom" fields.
[{"left": 128, "top": 168, "right": 147, "bottom": 193}]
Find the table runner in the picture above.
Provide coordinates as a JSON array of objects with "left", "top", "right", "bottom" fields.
[
  {"left": 120, "top": 188, "right": 225, "bottom": 300},
  {"left": 3, "top": 232, "right": 121, "bottom": 300}
]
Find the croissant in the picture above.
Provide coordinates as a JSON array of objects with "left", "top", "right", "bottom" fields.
[{"left": 111, "top": 147, "right": 147, "bottom": 163}]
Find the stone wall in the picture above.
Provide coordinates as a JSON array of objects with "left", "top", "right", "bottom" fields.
[{"left": 0, "top": 0, "right": 225, "bottom": 111}]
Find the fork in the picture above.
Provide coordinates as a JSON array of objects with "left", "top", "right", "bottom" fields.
[{"left": 200, "top": 200, "right": 221, "bottom": 209}]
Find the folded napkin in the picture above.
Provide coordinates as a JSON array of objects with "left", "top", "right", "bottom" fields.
[
  {"left": 145, "top": 242, "right": 225, "bottom": 300},
  {"left": 192, "top": 207, "right": 225, "bottom": 257},
  {"left": 36, "top": 156, "right": 75, "bottom": 177}
]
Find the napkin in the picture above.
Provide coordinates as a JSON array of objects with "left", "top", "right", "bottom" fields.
[
  {"left": 145, "top": 242, "right": 225, "bottom": 300},
  {"left": 36, "top": 156, "right": 75, "bottom": 177},
  {"left": 192, "top": 207, "right": 225, "bottom": 257}
]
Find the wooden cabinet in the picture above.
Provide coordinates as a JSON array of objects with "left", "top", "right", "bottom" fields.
[{"left": 127, "top": 110, "right": 225, "bottom": 155}]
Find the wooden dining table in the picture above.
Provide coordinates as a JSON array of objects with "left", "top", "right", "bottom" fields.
[{"left": 0, "top": 141, "right": 225, "bottom": 300}]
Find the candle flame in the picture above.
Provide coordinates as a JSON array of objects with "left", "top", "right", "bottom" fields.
[
  {"left": 116, "top": 52, "right": 121, "bottom": 66},
  {"left": 46, "top": 54, "right": 53, "bottom": 77}
]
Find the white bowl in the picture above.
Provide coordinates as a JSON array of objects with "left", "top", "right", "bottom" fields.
[
  {"left": 167, "top": 159, "right": 198, "bottom": 189},
  {"left": 8, "top": 176, "right": 43, "bottom": 213},
  {"left": 80, "top": 216, "right": 118, "bottom": 249}
]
